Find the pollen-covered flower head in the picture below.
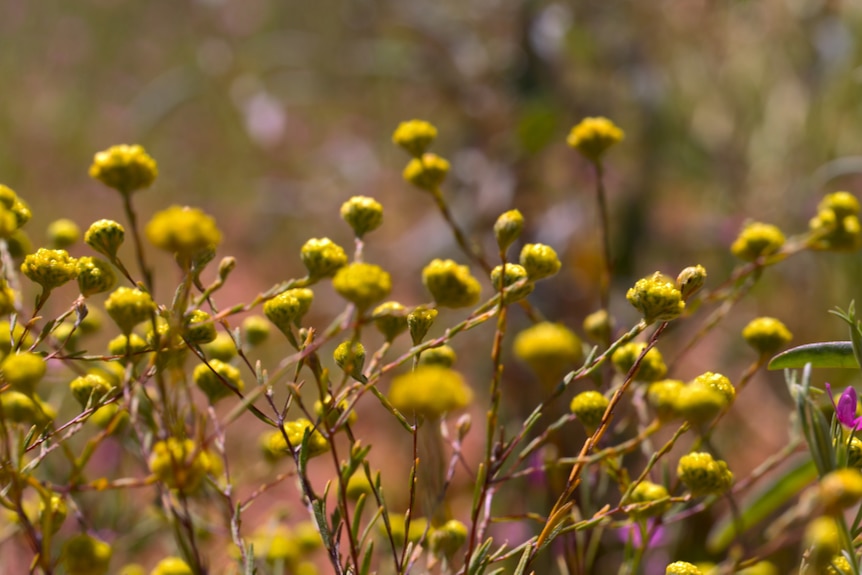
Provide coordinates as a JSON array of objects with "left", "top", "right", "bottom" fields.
[
  {"left": 265, "top": 418, "right": 329, "bottom": 459},
  {"left": 626, "top": 272, "right": 685, "bottom": 324},
  {"left": 183, "top": 309, "right": 217, "bottom": 345},
  {"left": 490, "top": 263, "right": 533, "bottom": 303},
  {"left": 263, "top": 288, "right": 314, "bottom": 334},
  {"left": 0, "top": 279, "right": 17, "bottom": 317},
  {"left": 69, "top": 373, "right": 114, "bottom": 408},
  {"left": 570, "top": 390, "right": 608, "bottom": 432},
  {"left": 334, "top": 340, "right": 366, "bottom": 380},
  {"left": 84, "top": 219, "right": 125, "bottom": 259},
  {"left": 628, "top": 481, "right": 671, "bottom": 519},
  {"left": 611, "top": 342, "right": 667, "bottom": 382},
  {"left": 62, "top": 533, "right": 112, "bottom": 575},
  {"left": 430, "top": 519, "right": 468, "bottom": 559},
  {"left": 76, "top": 256, "right": 117, "bottom": 298},
  {"left": 731, "top": 221, "right": 785, "bottom": 261},
  {"left": 372, "top": 301, "right": 409, "bottom": 341},
  {"left": 300, "top": 237, "right": 348, "bottom": 279},
  {"left": 0, "top": 184, "right": 31, "bottom": 232},
  {"left": 89, "top": 144, "right": 157, "bottom": 194},
  {"left": 803, "top": 516, "right": 841, "bottom": 571},
  {"left": 493, "top": 209, "right": 524, "bottom": 252},
  {"left": 340, "top": 195, "right": 383, "bottom": 237},
  {"left": 1, "top": 352, "right": 46, "bottom": 395},
  {"left": 407, "top": 306, "right": 438, "bottom": 345},
  {"left": 392, "top": 119, "right": 438, "bottom": 157},
  {"left": 647, "top": 379, "right": 685, "bottom": 421},
  {"left": 665, "top": 562, "right": 703, "bottom": 575},
  {"left": 675, "top": 382, "right": 727, "bottom": 425},
  {"left": 582, "top": 309, "right": 613, "bottom": 343},
  {"left": 514, "top": 322, "right": 583, "bottom": 381},
  {"left": 388, "top": 365, "right": 473, "bottom": 420},
  {"left": 403, "top": 153, "right": 450, "bottom": 191},
  {"left": 566, "top": 117, "right": 624, "bottom": 162},
  {"left": 145, "top": 205, "right": 222, "bottom": 261},
  {"left": 47, "top": 218, "right": 80, "bottom": 249},
  {"left": 809, "top": 191, "right": 862, "bottom": 251},
  {"left": 193, "top": 359, "right": 244, "bottom": 403},
  {"left": 519, "top": 243, "right": 561, "bottom": 281},
  {"left": 677, "top": 452, "right": 733, "bottom": 496},
  {"left": 104, "top": 287, "right": 156, "bottom": 335},
  {"left": 419, "top": 344, "right": 457, "bottom": 368},
  {"left": 422, "top": 259, "right": 481, "bottom": 308},
  {"left": 692, "top": 371, "right": 734, "bottom": 405},
  {"left": 742, "top": 316, "right": 792, "bottom": 355},
  {"left": 21, "top": 248, "right": 78, "bottom": 292},
  {"left": 150, "top": 557, "right": 193, "bottom": 575},
  {"left": 333, "top": 262, "right": 392, "bottom": 310},
  {"left": 149, "top": 438, "right": 213, "bottom": 492}
]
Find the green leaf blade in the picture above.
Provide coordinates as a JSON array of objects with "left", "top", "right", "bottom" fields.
[{"left": 768, "top": 342, "right": 859, "bottom": 370}]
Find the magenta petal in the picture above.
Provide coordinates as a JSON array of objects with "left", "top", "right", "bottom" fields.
[{"left": 837, "top": 387, "right": 858, "bottom": 424}]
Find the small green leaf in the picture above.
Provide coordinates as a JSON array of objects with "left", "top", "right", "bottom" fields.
[{"left": 768, "top": 342, "right": 859, "bottom": 370}]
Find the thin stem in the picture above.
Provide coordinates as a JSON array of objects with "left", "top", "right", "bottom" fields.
[
  {"left": 592, "top": 160, "right": 612, "bottom": 315},
  {"left": 121, "top": 192, "right": 153, "bottom": 293}
]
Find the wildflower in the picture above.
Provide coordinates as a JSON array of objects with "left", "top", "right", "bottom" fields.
[
  {"left": 611, "top": 342, "right": 667, "bottom": 382},
  {"left": 149, "top": 438, "right": 212, "bottom": 492},
  {"left": 295, "top": 521, "right": 323, "bottom": 552},
  {"left": 513, "top": 322, "right": 583, "bottom": 381},
  {"left": 819, "top": 468, "right": 862, "bottom": 514},
  {"left": 345, "top": 473, "right": 373, "bottom": 500},
  {"left": 676, "top": 265, "right": 707, "bottom": 300},
  {"left": 105, "top": 287, "right": 156, "bottom": 335},
  {"left": 583, "top": 309, "right": 613, "bottom": 343},
  {"left": 333, "top": 262, "right": 392, "bottom": 309},
  {"left": 675, "top": 382, "right": 727, "bottom": 425},
  {"left": 314, "top": 394, "right": 357, "bottom": 428},
  {"left": 0, "top": 320, "right": 31, "bottom": 357},
  {"left": 38, "top": 494, "right": 67, "bottom": 534},
  {"left": 202, "top": 332, "right": 237, "bottom": 361},
  {"left": 403, "top": 153, "right": 450, "bottom": 191},
  {"left": 490, "top": 263, "right": 533, "bottom": 303},
  {"left": 389, "top": 365, "right": 473, "bottom": 420},
  {"left": 1, "top": 352, "right": 46, "bottom": 395},
  {"left": 0, "top": 184, "right": 31, "bottom": 230},
  {"left": 300, "top": 237, "right": 348, "bottom": 279},
  {"left": 193, "top": 359, "right": 244, "bottom": 403},
  {"left": 334, "top": 340, "right": 365, "bottom": 380},
  {"left": 647, "top": 379, "right": 685, "bottom": 421},
  {"left": 422, "top": 259, "right": 481, "bottom": 308},
  {"left": 145, "top": 205, "right": 222, "bottom": 261},
  {"left": 493, "top": 209, "right": 524, "bottom": 252},
  {"left": 340, "top": 195, "right": 383, "bottom": 237},
  {"left": 429, "top": 519, "right": 468, "bottom": 558},
  {"left": 677, "top": 452, "right": 733, "bottom": 496},
  {"left": 826, "top": 555, "right": 853, "bottom": 575},
  {"left": 69, "top": 373, "right": 115, "bottom": 408},
  {"left": 150, "top": 557, "right": 193, "bottom": 575},
  {"left": 407, "top": 306, "right": 437, "bottom": 344},
  {"left": 419, "top": 345, "right": 457, "bottom": 367},
  {"left": 626, "top": 272, "right": 685, "bottom": 324},
  {"left": 181, "top": 309, "right": 216, "bottom": 345},
  {"left": 47, "top": 218, "right": 80, "bottom": 248},
  {"left": 89, "top": 403, "right": 129, "bottom": 432},
  {"left": 76, "top": 256, "right": 117, "bottom": 297},
  {"left": 84, "top": 219, "right": 125, "bottom": 259},
  {"left": 826, "top": 383, "right": 862, "bottom": 431},
  {"left": 803, "top": 516, "right": 841, "bottom": 571},
  {"left": 742, "top": 317, "right": 792, "bottom": 355},
  {"left": 265, "top": 418, "right": 329, "bottom": 459},
  {"left": 242, "top": 315, "right": 270, "bottom": 346},
  {"left": 251, "top": 525, "right": 300, "bottom": 567},
  {"left": 89, "top": 144, "right": 157, "bottom": 194},
  {"left": 519, "top": 243, "right": 562, "bottom": 281},
  {"left": 692, "top": 372, "right": 735, "bottom": 405},
  {"left": 372, "top": 301, "right": 409, "bottom": 341},
  {"left": 809, "top": 191, "right": 862, "bottom": 251},
  {"left": 6, "top": 228, "right": 32, "bottom": 258},
  {"left": 107, "top": 333, "right": 148, "bottom": 357},
  {"left": 665, "top": 562, "right": 703, "bottom": 575},
  {"left": 570, "top": 390, "right": 609, "bottom": 432},
  {"left": 21, "top": 248, "right": 78, "bottom": 292},
  {"left": 392, "top": 119, "right": 438, "bottom": 157},
  {"left": 566, "top": 117, "right": 624, "bottom": 162},
  {"left": 736, "top": 561, "right": 778, "bottom": 575},
  {"left": 628, "top": 481, "right": 671, "bottom": 519},
  {"left": 62, "top": 533, "right": 112, "bottom": 575},
  {"left": 382, "top": 514, "right": 429, "bottom": 548},
  {"left": 0, "top": 390, "right": 39, "bottom": 424},
  {"left": 730, "top": 222, "right": 785, "bottom": 261},
  {"left": 264, "top": 288, "right": 314, "bottom": 334}
]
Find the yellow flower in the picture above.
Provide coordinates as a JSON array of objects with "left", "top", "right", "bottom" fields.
[
  {"left": 332, "top": 262, "right": 392, "bottom": 309},
  {"left": 730, "top": 221, "right": 785, "bottom": 261},
  {"left": 264, "top": 288, "right": 314, "bottom": 333},
  {"left": 611, "top": 342, "right": 667, "bottom": 382},
  {"left": 47, "top": 218, "right": 80, "bottom": 249},
  {"left": 403, "top": 153, "right": 450, "bottom": 191},
  {"left": 89, "top": 144, "right": 157, "bottom": 194},
  {"left": 334, "top": 340, "right": 365, "bottom": 380},
  {"left": 76, "top": 256, "right": 117, "bottom": 297},
  {"left": 628, "top": 481, "right": 671, "bottom": 519},
  {"left": 389, "top": 366, "right": 473, "bottom": 419},
  {"left": 676, "top": 265, "right": 707, "bottom": 300},
  {"left": 62, "top": 533, "right": 112, "bottom": 575},
  {"left": 242, "top": 315, "right": 270, "bottom": 346},
  {"left": 626, "top": 272, "right": 684, "bottom": 324},
  {"left": 184, "top": 309, "right": 217, "bottom": 345},
  {"left": 808, "top": 191, "right": 862, "bottom": 251},
  {"left": 429, "top": 519, "right": 467, "bottom": 558},
  {"left": 677, "top": 452, "right": 733, "bottom": 496},
  {"left": 1, "top": 351, "right": 45, "bottom": 395},
  {"left": 519, "top": 243, "right": 561, "bottom": 280},
  {"left": 69, "top": 373, "right": 114, "bottom": 408},
  {"left": 149, "top": 557, "right": 193, "bottom": 575},
  {"left": 193, "top": 359, "right": 244, "bottom": 403},
  {"left": 105, "top": 287, "right": 156, "bottom": 335},
  {"left": 407, "top": 306, "right": 437, "bottom": 345},
  {"left": 418, "top": 345, "right": 457, "bottom": 368},
  {"left": 665, "top": 562, "right": 702, "bottom": 575},
  {"left": 392, "top": 119, "right": 438, "bottom": 157},
  {"left": 301, "top": 237, "right": 348, "bottom": 279},
  {"left": 84, "top": 219, "right": 125, "bottom": 259},
  {"left": 372, "top": 301, "right": 409, "bottom": 342},
  {"left": 647, "top": 379, "right": 685, "bottom": 421},
  {"left": 340, "top": 195, "right": 383, "bottom": 237},
  {"left": 569, "top": 390, "right": 608, "bottom": 431},
  {"left": 566, "top": 117, "right": 624, "bottom": 162},
  {"left": 21, "top": 248, "right": 78, "bottom": 291},
  {"left": 742, "top": 317, "right": 792, "bottom": 355},
  {"left": 582, "top": 309, "right": 612, "bottom": 343},
  {"left": 493, "top": 209, "right": 524, "bottom": 252},
  {"left": 149, "top": 438, "right": 212, "bottom": 492},
  {"left": 422, "top": 259, "right": 481, "bottom": 308},
  {"left": 145, "top": 205, "right": 222, "bottom": 260},
  {"left": 692, "top": 371, "right": 734, "bottom": 405},
  {"left": 513, "top": 322, "right": 583, "bottom": 381},
  {"left": 804, "top": 517, "right": 841, "bottom": 571},
  {"left": 491, "top": 263, "right": 533, "bottom": 303},
  {"left": 265, "top": 418, "right": 329, "bottom": 459}
]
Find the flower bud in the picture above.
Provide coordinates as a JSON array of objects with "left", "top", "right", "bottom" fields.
[
  {"left": 217, "top": 256, "right": 236, "bottom": 281},
  {"left": 676, "top": 265, "right": 707, "bottom": 300},
  {"left": 242, "top": 315, "right": 270, "bottom": 346},
  {"left": 265, "top": 419, "right": 329, "bottom": 459},
  {"left": 389, "top": 366, "right": 473, "bottom": 420},
  {"left": 84, "top": 219, "right": 125, "bottom": 259},
  {"left": 77, "top": 256, "right": 117, "bottom": 297},
  {"left": 334, "top": 340, "right": 366, "bottom": 380},
  {"left": 194, "top": 359, "right": 244, "bottom": 403},
  {"left": 314, "top": 394, "right": 357, "bottom": 428},
  {"left": 519, "top": 243, "right": 561, "bottom": 281},
  {"left": 145, "top": 205, "right": 222, "bottom": 260},
  {"left": 62, "top": 533, "right": 112, "bottom": 575},
  {"left": 626, "top": 272, "right": 684, "bottom": 324},
  {"left": 569, "top": 390, "right": 608, "bottom": 432},
  {"left": 819, "top": 468, "right": 862, "bottom": 514},
  {"left": 0, "top": 390, "right": 39, "bottom": 424},
  {"left": 392, "top": 119, "right": 438, "bottom": 157},
  {"left": 38, "top": 494, "right": 67, "bottom": 534},
  {"left": 264, "top": 289, "right": 312, "bottom": 334},
  {"left": 742, "top": 316, "right": 792, "bottom": 355},
  {"left": 422, "top": 259, "right": 481, "bottom": 308},
  {"left": 611, "top": 342, "right": 667, "bottom": 382},
  {"left": 149, "top": 438, "right": 212, "bottom": 492},
  {"left": 677, "top": 452, "right": 733, "bottom": 496},
  {"left": 345, "top": 473, "right": 373, "bottom": 500},
  {"left": 419, "top": 344, "right": 457, "bottom": 368},
  {"left": 184, "top": 309, "right": 217, "bottom": 345},
  {"left": 21, "top": 248, "right": 78, "bottom": 291},
  {"left": 403, "top": 153, "right": 450, "bottom": 191},
  {"left": 47, "top": 218, "right": 80, "bottom": 249},
  {"left": 333, "top": 262, "right": 392, "bottom": 310},
  {"left": 665, "top": 562, "right": 702, "bottom": 575},
  {"left": 202, "top": 332, "right": 237, "bottom": 362},
  {"left": 107, "top": 333, "right": 148, "bottom": 357},
  {"left": 647, "top": 379, "right": 685, "bottom": 421},
  {"left": 1, "top": 352, "right": 46, "bottom": 395},
  {"left": 105, "top": 287, "right": 156, "bottom": 335},
  {"left": 730, "top": 222, "right": 785, "bottom": 261},
  {"left": 628, "top": 481, "right": 671, "bottom": 519},
  {"left": 493, "top": 209, "right": 524, "bottom": 252},
  {"left": 150, "top": 557, "right": 193, "bottom": 575},
  {"left": 513, "top": 322, "right": 583, "bottom": 382},
  {"left": 675, "top": 383, "right": 727, "bottom": 425},
  {"left": 582, "top": 309, "right": 613, "bottom": 343},
  {"left": 692, "top": 372, "right": 735, "bottom": 405},
  {"left": 373, "top": 301, "right": 409, "bottom": 342},
  {"left": 809, "top": 194, "right": 862, "bottom": 251},
  {"left": 69, "top": 373, "right": 114, "bottom": 408},
  {"left": 490, "top": 263, "right": 533, "bottom": 303},
  {"left": 407, "top": 307, "right": 437, "bottom": 345},
  {"left": 430, "top": 519, "right": 468, "bottom": 558},
  {"left": 803, "top": 516, "right": 841, "bottom": 572},
  {"left": 300, "top": 237, "right": 348, "bottom": 279},
  {"left": 566, "top": 117, "right": 624, "bottom": 162},
  {"left": 89, "top": 143, "right": 157, "bottom": 194},
  {"left": 340, "top": 196, "right": 383, "bottom": 237}
]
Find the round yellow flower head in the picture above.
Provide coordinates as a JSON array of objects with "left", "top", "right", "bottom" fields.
[
  {"left": 334, "top": 340, "right": 365, "bottom": 380},
  {"left": 677, "top": 452, "right": 733, "bottom": 496},
  {"left": 419, "top": 344, "right": 457, "bottom": 368},
  {"left": 0, "top": 185, "right": 30, "bottom": 230},
  {"left": 69, "top": 373, "right": 114, "bottom": 408},
  {"left": 202, "top": 332, "right": 236, "bottom": 362},
  {"left": 422, "top": 259, "right": 481, "bottom": 308},
  {"left": 76, "top": 256, "right": 117, "bottom": 298},
  {"left": 0, "top": 390, "right": 40, "bottom": 424},
  {"left": 345, "top": 472, "right": 374, "bottom": 500},
  {"left": 389, "top": 366, "right": 473, "bottom": 420},
  {"left": 826, "top": 555, "right": 852, "bottom": 575},
  {"left": 392, "top": 119, "right": 438, "bottom": 157},
  {"left": 301, "top": 237, "right": 348, "bottom": 279},
  {"left": 819, "top": 468, "right": 862, "bottom": 514},
  {"left": 47, "top": 218, "right": 80, "bottom": 249},
  {"left": 804, "top": 516, "right": 841, "bottom": 571},
  {"left": 407, "top": 306, "right": 438, "bottom": 345},
  {"left": 146, "top": 205, "right": 222, "bottom": 260},
  {"left": 611, "top": 342, "right": 667, "bottom": 382},
  {"left": 0, "top": 320, "right": 31, "bottom": 357},
  {"left": 730, "top": 222, "right": 785, "bottom": 261},
  {"left": 266, "top": 418, "right": 329, "bottom": 459},
  {"left": 676, "top": 264, "right": 707, "bottom": 300},
  {"left": 62, "top": 533, "right": 112, "bottom": 575},
  {"left": 252, "top": 525, "right": 300, "bottom": 566},
  {"left": 6, "top": 228, "right": 31, "bottom": 259},
  {"left": 513, "top": 322, "right": 583, "bottom": 381},
  {"left": 295, "top": 520, "right": 324, "bottom": 553},
  {"left": 21, "top": 248, "right": 78, "bottom": 291},
  {"left": 821, "top": 191, "right": 860, "bottom": 218},
  {"left": 675, "top": 382, "right": 727, "bottom": 425},
  {"left": 38, "top": 493, "right": 67, "bottom": 534},
  {"left": 242, "top": 315, "right": 270, "bottom": 346},
  {"left": 119, "top": 565, "right": 147, "bottom": 575},
  {"left": 383, "top": 514, "right": 429, "bottom": 548},
  {"left": 183, "top": 309, "right": 217, "bottom": 345},
  {"left": 333, "top": 262, "right": 392, "bottom": 309},
  {"left": 569, "top": 390, "right": 609, "bottom": 431},
  {"left": 149, "top": 438, "right": 212, "bottom": 492},
  {"left": 105, "top": 287, "right": 156, "bottom": 334},
  {"left": 583, "top": 309, "right": 612, "bottom": 343},
  {"left": 566, "top": 117, "right": 624, "bottom": 162},
  {"left": 626, "top": 272, "right": 685, "bottom": 324},
  {"left": 193, "top": 359, "right": 244, "bottom": 403},
  {"left": 520, "top": 243, "right": 562, "bottom": 281},
  {"left": 149, "top": 557, "right": 193, "bottom": 575},
  {"left": 372, "top": 301, "right": 409, "bottom": 342},
  {"left": 742, "top": 317, "right": 792, "bottom": 355},
  {"left": 89, "top": 144, "right": 157, "bottom": 194},
  {"left": 736, "top": 561, "right": 778, "bottom": 575},
  {"left": 692, "top": 371, "right": 734, "bottom": 405},
  {"left": 0, "top": 279, "right": 17, "bottom": 316},
  {"left": 628, "top": 481, "right": 671, "bottom": 519},
  {"left": 341, "top": 195, "right": 383, "bottom": 237},
  {"left": 809, "top": 191, "right": 862, "bottom": 251},
  {"left": 491, "top": 263, "right": 533, "bottom": 303},
  {"left": 647, "top": 379, "right": 685, "bottom": 421},
  {"left": 1, "top": 351, "right": 46, "bottom": 395},
  {"left": 403, "top": 153, "right": 450, "bottom": 191},
  {"left": 494, "top": 209, "right": 524, "bottom": 252},
  {"left": 665, "top": 562, "right": 702, "bottom": 575},
  {"left": 107, "top": 333, "right": 148, "bottom": 357},
  {"left": 89, "top": 403, "right": 129, "bottom": 432},
  {"left": 429, "top": 519, "right": 468, "bottom": 558},
  {"left": 264, "top": 288, "right": 314, "bottom": 334},
  {"left": 84, "top": 219, "right": 125, "bottom": 259}
]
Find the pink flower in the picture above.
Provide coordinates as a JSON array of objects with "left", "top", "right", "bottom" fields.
[{"left": 826, "top": 383, "right": 862, "bottom": 430}]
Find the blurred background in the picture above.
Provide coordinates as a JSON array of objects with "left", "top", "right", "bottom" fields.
[{"left": 3, "top": 0, "right": 862, "bottom": 572}]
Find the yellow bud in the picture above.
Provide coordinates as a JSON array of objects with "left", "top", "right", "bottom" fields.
[
  {"left": 69, "top": 373, "right": 115, "bottom": 408},
  {"left": 569, "top": 390, "right": 608, "bottom": 431},
  {"left": 493, "top": 209, "right": 524, "bottom": 252},
  {"left": 730, "top": 222, "right": 785, "bottom": 261},
  {"left": 389, "top": 366, "right": 473, "bottom": 420},
  {"left": 519, "top": 243, "right": 561, "bottom": 280},
  {"left": 422, "top": 259, "right": 481, "bottom": 308},
  {"left": 145, "top": 205, "right": 222, "bottom": 260},
  {"left": 407, "top": 306, "right": 437, "bottom": 345},
  {"left": 105, "top": 287, "right": 156, "bottom": 335},
  {"left": 62, "top": 533, "right": 112, "bottom": 575},
  {"left": 611, "top": 342, "right": 667, "bottom": 382},
  {"left": 193, "top": 359, "right": 244, "bottom": 403},
  {"left": 392, "top": 119, "right": 438, "bottom": 157},
  {"left": 373, "top": 301, "right": 409, "bottom": 341},
  {"left": 665, "top": 562, "right": 702, "bottom": 575},
  {"left": 76, "top": 256, "right": 117, "bottom": 297},
  {"left": 403, "top": 153, "right": 450, "bottom": 191},
  {"left": 742, "top": 316, "right": 792, "bottom": 355},
  {"left": 21, "top": 248, "right": 78, "bottom": 291},
  {"left": 332, "top": 262, "right": 392, "bottom": 310},
  {"left": 566, "top": 117, "right": 624, "bottom": 162},
  {"left": 47, "top": 218, "right": 80, "bottom": 249},
  {"left": 628, "top": 481, "right": 671, "bottom": 519},
  {"left": 340, "top": 195, "right": 383, "bottom": 237},
  {"left": 677, "top": 452, "right": 733, "bottom": 496},
  {"left": 301, "top": 237, "right": 348, "bottom": 279},
  {"left": 84, "top": 219, "right": 125, "bottom": 259},
  {"left": 89, "top": 143, "right": 157, "bottom": 194},
  {"left": 626, "top": 272, "right": 685, "bottom": 324}
]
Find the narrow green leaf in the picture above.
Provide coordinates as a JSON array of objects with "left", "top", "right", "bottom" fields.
[
  {"left": 512, "top": 545, "right": 532, "bottom": 575},
  {"left": 768, "top": 342, "right": 859, "bottom": 370},
  {"left": 359, "top": 540, "right": 374, "bottom": 575},
  {"left": 706, "top": 458, "right": 816, "bottom": 552},
  {"left": 467, "top": 537, "right": 494, "bottom": 575}
]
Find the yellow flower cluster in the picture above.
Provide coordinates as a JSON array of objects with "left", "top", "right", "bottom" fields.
[
  {"left": 76, "top": 256, "right": 117, "bottom": 297},
  {"left": 626, "top": 272, "right": 685, "bottom": 324},
  {"left": 742, "top": 316, "right": 792, "bottom": 355},
  {"left": 340, "top": 195, "right": 383, "bottom": 237},
  {"left": 264, "top": 288, "right": 314, "bottom": 334},
  {"left": 676, "top": 452, "right": 733, "bottom": 496},
  {"left": 611, "top": 342, "right": 667, "bottom": 382},
  {"left": 1, "top": 351, "right": 46, "bottom": 395},
  {"left": 332, "top": 262, "right": 392, "bottom": 309},
  {"left": 0, "top": 184, "right": 32, "bottom": 238},
  {"left": 89, "top": 144, "right": 158, "bottom": 194},
  {"left": 62, "top": 533, "right": 112, "bottom": 575},
  {"left": 422, "top": 259, "right": 481, "bottom": 308},
  {"left": 665, "top": 562, "right": 702, "bottom": 575},
  {"left": 730, "top": 221, "right": 785, "bottom": 261},
  {"left": 145, "top": 205, "right": 222, "bottom": 260},
  {"left": 84, "top": 219, "right": 125, "bottom": 259},
  {"left": 372, "top": 301, "right": 409, "bottom": 341},
  {"left": 105, "top": 287, "right": 156, "bottom": 335},
  {"left": 149, "top": 438, "right": 214, "bottom": 492},
  {"left": 627, "top": 481, "right": 671, "bottom": 519},
  {"left": 566, "top": 117, "right": 624, "bottom": 162},
  {"left": 520, "top": 243, "right": 561, "bottom": 280},
  {"left": 193, "top": 359, "right": 244, "bottom": 403},
  {"left": 300, "top": 237, "right": 348, "bottom": 279},
  {"left": 513, "top": 322, "right": 583, "bottom": 381},
  {"left": 809, "top": 191, "right": 862, "bottom": 251},
  {"left": 388, "top": 365, "right": 473, "bottom": 420},
  {"left": 490, "top": 263, "right": 533, "bottom": 304},
  {"left": 263, "top": 419, "right": 329, "bottom": 460},
  {"left": 21, "top": 248, "right": 78, "bottom": 292},
  {"left": 149, "top": 557, "right": 193, "bottom": 575},
  {"left": 569, "top": 390, "right": 608, "bottom": 431},
  {"left": 402, "top": 153, "right": 451, "bottom": 191},
  {"left": 392, "top": 119, "right": 438, "bottom": 157}
]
